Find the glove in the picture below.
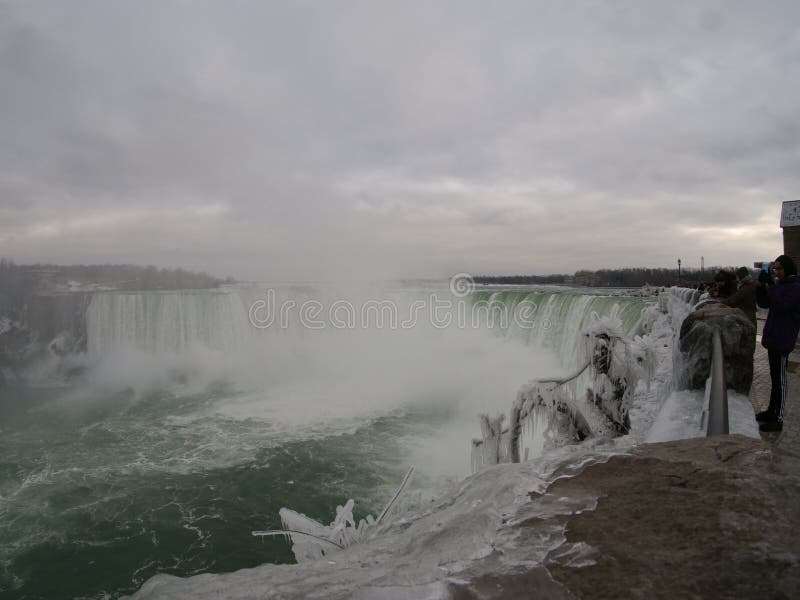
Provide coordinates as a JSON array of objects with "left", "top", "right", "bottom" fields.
[{"left": 758, "top": 270, "right": 772, "bottom": 284}]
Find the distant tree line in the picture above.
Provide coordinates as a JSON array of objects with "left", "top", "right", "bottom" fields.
[
  {"left": 475, "top": 267, "right": 725, "bottom": 288},
  {"left": 473, "top": 274, "right": 569, "bottom": 285},
  {"left": 0, "top": 258, "right": 231, "bottom": 315}
]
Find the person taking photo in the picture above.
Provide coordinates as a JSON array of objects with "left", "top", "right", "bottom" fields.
[{"left": 756, "top": 255, "right": 800, "bottom": 432}]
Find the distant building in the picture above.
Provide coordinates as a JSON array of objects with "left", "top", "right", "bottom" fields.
[
  {"left": 781, "top": 200, "right": 800, "bottom": 267},
  {"left": 779, "top": 200, "right": 800, "bottom": 355}
]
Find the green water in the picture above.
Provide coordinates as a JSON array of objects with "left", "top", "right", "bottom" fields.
[
  {"left": 0, "top": 287, "right": 648, "bottom": 599},
  {"left": 0, "top": 385, "right": 419, "bottom": 599}
]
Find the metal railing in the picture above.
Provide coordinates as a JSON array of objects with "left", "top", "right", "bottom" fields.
[{"left": 706, "top": 328, "right": 730, "bottom": 436}]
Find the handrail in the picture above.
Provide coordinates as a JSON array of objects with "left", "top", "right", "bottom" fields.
[
  {"left": 706, "top": 328, "right": 730, "bottom": 436},
  {"left": 376, "top": 466, "right": 414, "bottom": 524},
  {"left": 536, "top": 361, "right": 591, "bottom": 386}
]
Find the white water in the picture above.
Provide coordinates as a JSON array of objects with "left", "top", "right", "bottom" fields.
[
  {"left": 80, "top": 286, "right": 645, "bottom": 469},
  {"left": 78, "top": 285, "right": 671, "bottom": 479},
  {"left": 86, "top": 290, "right": 253, "bottom": 356},
  {"left": 80, "top": 285, "right": 580, "bottom": 479},
  {"left": 4, "top": 284, "right": 763, "bottom": 600},
  {"left": 120, "top": 285, "right": 761, "bottom": 600}
]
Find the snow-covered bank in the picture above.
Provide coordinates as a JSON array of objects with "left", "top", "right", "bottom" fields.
[
  {"left": 645, "top": 389, "right": 759, "bottom": 443},
  {"left": 126, "top": 287, "right": 760, "bottom": 600}
]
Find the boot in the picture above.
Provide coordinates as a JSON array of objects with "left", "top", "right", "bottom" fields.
[
  {"left": 755, "top": 410, "right": 774, "bottom": 422},
  {"left": 759, "top": 420, "right": 783, "bottom": 432}
]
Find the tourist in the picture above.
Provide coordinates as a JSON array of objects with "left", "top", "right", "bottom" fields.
[
  {"left": 755, "top": 255, "right": 800, "bottom": 432},
  {"left": 711, "top": 269, "right": 737, "bottom": 299},
  {"left": 722, "top": 266, "right": 757, "bottom": 329}
]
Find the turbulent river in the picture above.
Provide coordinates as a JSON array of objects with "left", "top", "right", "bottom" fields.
[{"left": 0, "top": 283, "right": 648, "bottom": 599}]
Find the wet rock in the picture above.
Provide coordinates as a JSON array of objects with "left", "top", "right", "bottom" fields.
[
  {"left": 0, "top": 317, "right": 35, "bottom": 382},
  {"left": 48, "top": 330, "right": 81, "bottom": 357}
]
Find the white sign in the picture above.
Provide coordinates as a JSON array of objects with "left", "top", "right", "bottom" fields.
[{"left": 781, "top": 200, "right": 800, "bottom": 227}]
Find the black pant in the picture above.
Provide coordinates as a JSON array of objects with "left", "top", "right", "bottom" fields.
[{"left": 767, "top": 348, "right": 788, "bottom": 422}]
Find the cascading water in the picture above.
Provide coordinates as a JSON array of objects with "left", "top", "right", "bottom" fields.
[
  {"left": 1, "top": 283, "right": 651, "bottom": 600},
  {"left": 470, "top": 288, "right": 645, "bottom": 363},
  {"left": 86, "top": 290, "right": 254, "bottom": 356}
]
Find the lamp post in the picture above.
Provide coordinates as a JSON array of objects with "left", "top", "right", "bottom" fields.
[{"left": 677, "top": 258, "right": 682, "bottom": 283}]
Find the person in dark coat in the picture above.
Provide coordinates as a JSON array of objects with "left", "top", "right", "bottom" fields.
[
  {"left": 755, "top": 255, "right": 800, "bottom": 431},
  {"left": 722, "top": 266, "right": 757, "bottom": 329},
  {"left": 711, "top": 269, "right": 737, "bottom": 299}
]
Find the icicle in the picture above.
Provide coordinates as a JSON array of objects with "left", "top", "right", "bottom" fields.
[
  {"left": 377, "top": 466, "right": 414, "bottom": 524},
  {"left": 254, "top": 466, "right": 416, "bottom": 563},
  {"left": 473, "top": 304, "right": 661, "bottom": 470}
]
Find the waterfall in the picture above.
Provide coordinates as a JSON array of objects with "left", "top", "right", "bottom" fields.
[
  {"left": 470, "top": 289, "right": 646, "bottom": 364},
  {"left": 85, "top": 290, "right": 253, "bottom": 357},
  {"left": 83, "top": 287, "right": 648, "bottom": 361}
]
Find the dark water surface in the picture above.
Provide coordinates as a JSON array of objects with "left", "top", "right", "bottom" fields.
[{"left": 0, "top": 384, "right": 418, "bottom": 599}]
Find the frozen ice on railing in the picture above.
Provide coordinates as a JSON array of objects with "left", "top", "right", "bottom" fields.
[
  {"left": 252, "top": 467, "right": 414, "bottom": 563},
  {"left": 276, "top": 500, "right": 372, "bottom": 562}
]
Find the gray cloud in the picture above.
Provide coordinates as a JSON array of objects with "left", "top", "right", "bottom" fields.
[{"left": 1, "top": 0, "right": 798, "bottom": 280}]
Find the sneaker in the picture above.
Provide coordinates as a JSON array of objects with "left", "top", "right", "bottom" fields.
[
  {"left": 756, "top": 410, "right": 774, "bottom": 423},
  {"left": 759, "top": 420, "right": 783, "bottom": 432}
]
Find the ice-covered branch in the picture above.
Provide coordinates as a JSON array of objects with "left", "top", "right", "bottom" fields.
[
  {"left": 252, "top": 467, "right": 415, "bottom": 563},
  {"left": 472, "top": 309, "right": 657, "bottom": 473}
]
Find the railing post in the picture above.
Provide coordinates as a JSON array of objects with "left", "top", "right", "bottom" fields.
[{"left": 707, "top": 328, "right": 730, "bottom": 436}]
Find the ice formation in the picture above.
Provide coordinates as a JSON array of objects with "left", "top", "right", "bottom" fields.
[
  {"left": 472, "top": 306, "right": 658, "bottom": 472},
  {"left": 252, "top": 467, "right": 414, "bottom": 563}
]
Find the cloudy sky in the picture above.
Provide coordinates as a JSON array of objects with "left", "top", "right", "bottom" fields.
[{"left": 1, "top": 1, "right": 798, "bottom": 281}]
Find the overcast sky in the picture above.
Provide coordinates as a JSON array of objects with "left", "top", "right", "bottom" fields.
[{"left": 1, "top": 1, "right": 798, "bottom": 281}]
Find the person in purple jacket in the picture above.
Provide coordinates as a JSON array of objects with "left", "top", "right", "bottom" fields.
[{"left": 755, "top": 255, "right": 800, "bottom": 432}]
